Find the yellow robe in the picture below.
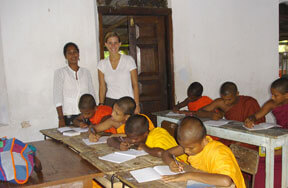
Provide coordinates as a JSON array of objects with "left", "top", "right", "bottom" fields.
[
  {"left": 188, "top": 136, "right": 246, "bottom": 188},
  {"left": 145, "top": 127, "right": 188, "bottom": 163},
  {"left": 116, "top": 114, "right": 155, "bottom": 134}
]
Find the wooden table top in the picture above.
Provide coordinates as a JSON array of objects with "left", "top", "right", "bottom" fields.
[{"left": 0, "top": 139, "right": 103, "bottom": 187}]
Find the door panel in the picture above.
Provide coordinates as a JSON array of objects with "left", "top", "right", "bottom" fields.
[{"left": 129, "top": 16, "right": 168, "bottom": 120}]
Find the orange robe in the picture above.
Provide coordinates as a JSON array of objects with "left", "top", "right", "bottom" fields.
[
  {"left": 89, "top": 105, "right": 116, "bottom": 134},
  {"left": 116, "top": 114, "right": 154, "bottom": 134},
  {"left": 145, "top": 127, "right": 188, "bottom": 163},
  {"left": 188, "top": 136, "right": 246, "bottom": 188},
  {"left": 188, "top": 96, "right": 213, "bottom": 111},
  {"left": 224, "top": 96, "right": 265, "bottom": 123}
]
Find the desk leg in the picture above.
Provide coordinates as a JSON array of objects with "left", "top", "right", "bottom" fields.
[
  {"left": 157, "top": 117, "right": 164, "bottom": 127},
  {"left": 265, "top": 146, "right": 274, "bottom": 188},
  {"left": 282, "top": 142, "right": 288, "bottom": 188}
]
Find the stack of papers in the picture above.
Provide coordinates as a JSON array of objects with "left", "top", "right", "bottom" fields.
[
  {"left": 203, "top": 120, "right": 230, "bottom": 127},
  {"left": 130, "top": 165, "right": 179, "bottom": 183},
  {"left": 57, "top": 127, "right": 89, "bottom": 136},
  {"left": 99, "top": 149, "right": 148, "bottom": 163},
  {"left": 243, "top": 123, "right": 280, "bottom": 131},
  {"left": 82, "top": 136, "right": 109, "bottom": 145}
]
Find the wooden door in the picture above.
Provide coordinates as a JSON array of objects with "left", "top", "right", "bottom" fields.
[{"left": 128, "top": 16, "right": 168, "bottom": 118}]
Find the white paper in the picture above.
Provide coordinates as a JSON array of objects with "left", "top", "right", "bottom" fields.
[
  {"left": 72, "top": 127, "right": 89, "bottom": 133},
  {"left": 62, "top": 130, "right": 81, "bottom": 136},
  {"left": 115, "top": 149, "right": 148, "bottom": 157},
  {"left": 82, "top": 136, "right": 109, "bottom": 145},
  {"left": 57, "top": 127, "right": 72, "bottom": 133},
  {"left": 130, "top": 165, "right": 179, "bottom": 183},
  {"left": 130, "top": 167, "right": 162, "bottom": 183},
  {"left": 203, "top": 120, "right": 230, "bottom": 127},
  {"left": 99, "top": 153, "right": 136, "bottom": 164},
  {"left": 166, "top": 111, "right": 185, "bottom": 117},
  {"left": 153, "top": 165, "right": 178, "bottom": 176},
  {"left": 243, "top": 123, "right": 280, "bottom": 131}
]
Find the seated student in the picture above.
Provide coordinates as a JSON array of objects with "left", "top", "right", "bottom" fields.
[
  {"left": 196, "top": 81, "right": 265, "bottom": 123},
  {"left": 91, "top": 96, "right": 154, "bottom": 135},
  {"left": 244, "top": 77, "right": 288, "bottom": 188},
  {"left": 245, "top": 77, "right": 288, "bottom": 128},
  {"left": 107, "top": 114, "right": 187, "bottom": 162},
  {"left": 161, "top": 116, "right": 245, "bottom": 188},
  {"left": 73, "top": 94, "right": 115, "bottom": 141},
  {"left": 173, "top": 82, "right": 212, "bottom": 115}
]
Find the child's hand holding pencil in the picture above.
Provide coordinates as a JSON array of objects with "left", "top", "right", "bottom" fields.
[{"left": 168, "top": 155, "right": 184, "bottom": 173}]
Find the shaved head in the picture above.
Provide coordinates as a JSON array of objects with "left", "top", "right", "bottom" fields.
[
  {"left": 220, "top": 81, "right": 238, "bottom": 96},
  {"left": 271, "top": 77, "right": 288, "bottom": 94},
  {"left": 177, "top": 116, "right": 206, "bottom": 143}
]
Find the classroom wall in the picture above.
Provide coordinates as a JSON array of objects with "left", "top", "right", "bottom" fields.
[
  {"left": 0, "top": 0, "right": 99, "bottom": 142},
  {"left": 171, "top": 0, "right": 279, "bottom": 122}
]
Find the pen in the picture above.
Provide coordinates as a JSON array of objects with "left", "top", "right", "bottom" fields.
[
  {"left": 90, "top": 126, "right": 96, "bottom": 134},
  {"left": 172, "top": 155, "right": 183, "bottom": 172}
]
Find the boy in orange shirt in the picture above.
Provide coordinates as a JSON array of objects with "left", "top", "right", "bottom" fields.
[
  {"left": 73, "top": 94, "right": 115, "bottom": 141},
  {"left": 91, "top": 96, "right": 154, "bottom": 136},
  {"left": 173, "top": 82, "right": 212, "bottom": 115},
  {"left": 162, "top": 116, "right": 245, "bottom": 188}
]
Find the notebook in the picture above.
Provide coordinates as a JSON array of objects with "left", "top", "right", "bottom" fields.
[
  {"left": 99, "top": 149, "right": 148, "bottom": 163},
  {"left": 243, "top": 123, "right": 280, "bottom": 131},
  {"left": 186, "top": 180, "right": 215, "bottom": 188},
  {"left": 130, "top": 165, "right": 179, "bottom": 183},
  {"left": 203, "top": 120, "right": 230, "bottom": 127},
  {"left": 82, "top": 136, "right": 109, "bottom": 145},
  {"left": 58, "top": 127, "right": 89, "bottom": 134},
  {"left": 62, "top": 130, "right": 81, "bottom": 137}
]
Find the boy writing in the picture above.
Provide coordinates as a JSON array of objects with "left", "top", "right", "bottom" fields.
[
  {"left": 161, "top": 116, "right": 245, "bottom": 188},
  {"left": 244, "top": 77, "right": 288, "bottom": 188},
  {"left": 73, "top": 94, "right": 115, "bottom": 141},
  {"left": 245, "top": 77, "right": 288, "bottom": 128},
  {"left": 196, "top": 81, "right": 265, "bottom": 123},
  {"left": 173, "top": 82, "right": 212, "bottom": 115},
  {"left": 91, "top": 96, "right": 154, "bottom": 135},
  {"left": 107, "top": 114, "right": 187, "bottom": 162}
]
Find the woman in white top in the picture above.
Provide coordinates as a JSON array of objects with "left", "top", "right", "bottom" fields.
[
  {"left": 98, "top": 32, "right": 140, "bottom": 113},
  {"left": 53, "top": 42, "right": 95, "bottom": 127}
]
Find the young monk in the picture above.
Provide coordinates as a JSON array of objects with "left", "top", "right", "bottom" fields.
[
  {"left": 173, "top": 82, "right": 212, "bottom": 115},
  {"left": 90, "top": 96, "right": 154, "bottom": 136},
  {"left": 245, "top": 77, "right": 288, "bottom": 128},
  {"left": 196, "top": 81, "right": 265, "bottom": 123},
  {"left": 162, "top": 116, "right": 245, "bottom": 188},
  {"left": 73, "top": 94, "right": 115, "bottom": 141},
  {"left": 244, "top": 77, "right": 288, "bottom": 188},
  {"left": 107, "top": 114, "right": 187, "bottom": 162}
]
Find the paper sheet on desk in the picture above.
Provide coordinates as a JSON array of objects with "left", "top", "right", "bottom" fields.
[
  {"left": 58, "top": 127, "right": 89, "bottom": 133},
  {"left": 166, "top": 111, "right": 185, "bottom": 117},
  {"left": 243, "top": 123, "right": 281, "bottom": 131},
  {"left": 203, "top": 120, "right": 230, "bottom": 127},
  {"left": 82, "top": 136, "right": 109, "bottom": 145}
]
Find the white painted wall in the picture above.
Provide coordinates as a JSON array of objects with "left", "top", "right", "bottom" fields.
[
  {"left": 0, "top": 0, "right": 280, "bottom": 142},
  {"left": 171, "top": 0, "right": 279, "bottom": 122},
  {"left": 0, "top": 0, "right": 99, "bottom": 142}
]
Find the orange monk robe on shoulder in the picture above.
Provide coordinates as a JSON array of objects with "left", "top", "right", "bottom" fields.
[{"left": 188, "top": 96, "right": 213, "bottom": 111}]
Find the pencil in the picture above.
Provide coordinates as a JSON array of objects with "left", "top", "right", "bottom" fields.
[{"left": 172, "top": 155, "right": 183, "bottom": 172}]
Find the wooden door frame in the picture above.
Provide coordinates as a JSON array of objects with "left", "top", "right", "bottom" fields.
[{"left": 98, "top": 6, "right": 175, "bottom": 109}]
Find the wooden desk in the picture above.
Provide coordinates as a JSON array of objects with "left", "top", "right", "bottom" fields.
[
  {"left": 0, "top": 139, "right": 102, "bottom": 188},
  {"left": 153, "top": 110, "right": 288, "bottom": 188}
]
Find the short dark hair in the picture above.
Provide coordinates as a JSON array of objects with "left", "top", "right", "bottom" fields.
[
  {"left": 125, "top": 115, "right": 149, "bottom": 136},
  {"left": 104, "top": 31, "right": 121, "bottom": 43},
  {"left": 220, "top": 81, "right": 238, "bottom": 96},
  {"left": 177, "top": 116, "right": 206, "bottom": 142},
  {"left": 187, "top": 82, "right": 203, "bottom": 97},
  {"left": 63, "top": 42, "right": 79, "bottom": 57},
  {"left": 115, "top": 96, "right": 136, "bottom": 115},
  {"left": 271, "top": 77, "right": 288, "bottom": 94},
  {"left": 78, "top": 94, "right": 96, "bottom": 110}
]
